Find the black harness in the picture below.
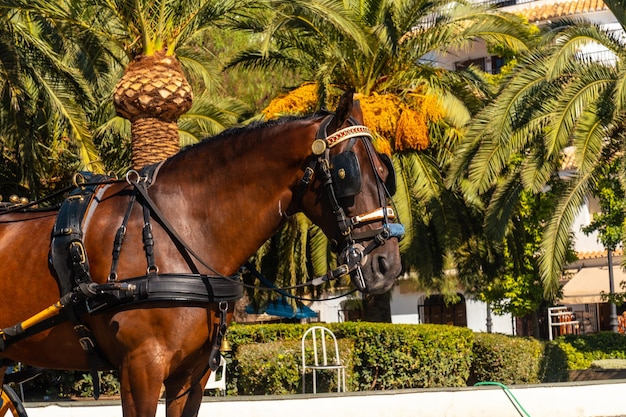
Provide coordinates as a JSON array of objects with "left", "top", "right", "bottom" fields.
[
  {"left": 49, "top": 168, "right": 244, "bottom": 308},
  {"left": 20, "top": 167, "right": 242, "bottom": 398}
]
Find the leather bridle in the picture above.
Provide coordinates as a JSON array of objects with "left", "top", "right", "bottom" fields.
[{"left": 299, "top": 115, "right": 405, "bottom": 291}]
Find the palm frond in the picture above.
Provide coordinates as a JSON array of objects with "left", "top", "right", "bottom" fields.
[
  {"left": 545, "top": 63, "right": 614, "bottom": 158},
  {"left": 178, "top": 95, "right": 249, "bottom": 146},
  {"left": 391, "top": 153, "right": 415, "bottom": 253},
  {"left": 484, "top": 174, "right": 523, "bottom": 241},
  {"left": 540, "top": 172, "right": 595, "bottom": 297}
]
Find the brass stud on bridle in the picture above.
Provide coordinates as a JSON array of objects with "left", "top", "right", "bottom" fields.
[{"left": 311, "top": 139, "right": 327, "bottom": 155}]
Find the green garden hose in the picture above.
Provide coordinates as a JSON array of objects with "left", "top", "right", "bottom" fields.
[{"left": 474, "top": 381, "right": 531, "bottom": 417}]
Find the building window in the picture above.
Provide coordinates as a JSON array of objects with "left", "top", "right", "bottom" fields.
[
  {"left": 338, "top": 299, "right": 363, "bottom": 322},
  {"left": 418, "top": 294, "right": 467, "bottom": 327},
  {"left": 454, "top": 57, "right": 486, "bottom": 72},
  {"left": 455, "top": 56, "right": 508, "bottom": 74},
  {"left": 491, "top": 55, "right": 507, "bottom": 74}
]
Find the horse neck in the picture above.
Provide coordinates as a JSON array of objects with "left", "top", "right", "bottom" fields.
[{"left": 149, "top": 119, "right": 318, "bottom": 273}]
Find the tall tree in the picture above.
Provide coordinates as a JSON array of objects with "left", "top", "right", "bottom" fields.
[
  {"left": 233, "top": 0, "right": 534, "bottom": 318},
  {"left": 0, "top": 2, "right": 101, "bottom": 197},
  {"left": 87, "top": 0, "right": 257, "bottom": 168},
  {"left": 6, "top": 0, "right": 258, "bottom": 170},
  {"left": 449, "top": 11, "right": 626, "bottom": 298}
]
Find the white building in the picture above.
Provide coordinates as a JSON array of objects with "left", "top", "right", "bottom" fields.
[{"left": 305, "top": 281, "right": 514, "bottom": 333}]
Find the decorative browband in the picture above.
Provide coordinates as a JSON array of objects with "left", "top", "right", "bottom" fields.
[
  {"left": 312, "top": 125, "right": 373, "bottom": 155},
  {"left": 326, "top": 125, "right": 372, "bottom": 148}
]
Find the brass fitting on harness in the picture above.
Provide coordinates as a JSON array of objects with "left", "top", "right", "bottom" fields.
[{"left": 69, "top": 241, "right": 86, "bottom": 265}]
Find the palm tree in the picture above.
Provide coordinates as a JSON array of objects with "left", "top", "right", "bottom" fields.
[
  {"left": 87, "top": 0, "right": 261, "bottom": 168},
  {"left": 449, "top": 4, "right": 626, "bottom": 298},
  {"left": 9, "top": 0, "right": 259, "bottom": 170},
  {"left": 0, "top": 2, "right": 102, "bottom": 197},
  {"left": 232, "top": 0, "right": 534, "bottom": 317},
  {"left": 0, "top": 0, "right": 256, "bottom": 196}
]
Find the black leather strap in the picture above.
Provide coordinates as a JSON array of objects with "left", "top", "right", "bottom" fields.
[{"left": 109, "top": 193, "right": 136, "bottom": 281}]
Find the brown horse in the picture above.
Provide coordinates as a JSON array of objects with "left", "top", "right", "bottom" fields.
[{"left": 0, "top": 91, "right": 402, "bottom": 417}]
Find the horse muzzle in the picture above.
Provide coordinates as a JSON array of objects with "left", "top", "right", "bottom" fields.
[{"left": 339, "top": 222, "right": 405, "bottom": 292}]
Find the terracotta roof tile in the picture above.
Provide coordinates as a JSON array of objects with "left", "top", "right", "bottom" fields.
[
  {"left": 576, "top": 248, "right": 623, "bottom": 259},
  {"left": 517, "top": 0, "right": 607, "bottom": 22}
]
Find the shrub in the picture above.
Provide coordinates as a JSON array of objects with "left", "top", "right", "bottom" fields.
[
  {"left": 538, "top": 341, "right": 569, "bottom": 382},
  {"left": 469, "top": 333, "right": 544, "bottom": 385},
  {"left": 228, "top": 322, "right": 474, "bottom": 393},
  {"left": 236, "top": 339, "right": 354, "bottom": 394},
  {"left": 334, "top": 322, "right": 474, "bottom": 390},
  {"left": 550, "top": 332, "right": 626, "bottom": 370},
  {"left": 19, "top": 369, "right": 120, "bottom": 400}
]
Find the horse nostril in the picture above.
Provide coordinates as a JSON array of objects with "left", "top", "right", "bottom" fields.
[{"left": 377, "top": 256, "right": 390, "bottom": 275}]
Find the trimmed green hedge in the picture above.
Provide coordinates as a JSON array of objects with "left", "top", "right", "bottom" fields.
[
  {"left": 226, "top": 322, "right": 474, "bottom": 394},
  {"left": 224, "top": 324, "right": 626, "bottom": 395},
  {"left": 548, "top": 332, "right": 626, "bottom": 370},
  {"left": 17, "top": 324, "right": 626, "bottom": 398},
  {"left": 469, "top": 333, "right": 544, "bottom": 385},
  {"left": 236, "top": 338, "right": 354, "bottom": 394},
  {"left": 332, "top": 322, "right": 474, "bottom": 390}
]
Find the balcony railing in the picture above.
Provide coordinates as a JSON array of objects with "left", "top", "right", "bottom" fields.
[
  {"left": 578, "top": 49, "right": 618, "bottom": 66},
  {"left": 474, "top": 0, "right": 537, "bottom": 7}
]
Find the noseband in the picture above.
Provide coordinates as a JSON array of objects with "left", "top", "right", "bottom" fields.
[{"left": 300, "top": 115, "right": 405, "bottom": 289}]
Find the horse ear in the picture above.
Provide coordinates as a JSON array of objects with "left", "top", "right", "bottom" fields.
[{"left": 327, "top": 89, "right": 355, "bottom": 134}]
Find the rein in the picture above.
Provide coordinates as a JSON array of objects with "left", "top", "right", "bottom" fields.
[{"left": 0, "top": 178, "right": 123, "bottom": 215}]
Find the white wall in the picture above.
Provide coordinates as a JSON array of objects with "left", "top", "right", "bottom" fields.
[
  {"left": 388, "top": 284, "right": 514, "bottom": 334},
  {"left": 571, "top": 197, "right": 604, "bottom": 254},
  {"left": 389, "top": 285, "right": 420, "bottom": 324},
  {"left": 309, "top": 291, "right": 357, "bottom": 323},
  {"left": 24, "top": 381, "right": 626, "bottom": 417},
  {"left": 309, "top": 282, "right": 514, "bottom": 334},
  {"left": 465, "top": 298, "right": 514, "bottom": 334}
]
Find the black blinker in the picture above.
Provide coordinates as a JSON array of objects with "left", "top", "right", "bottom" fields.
[{"left": 330, "top": 151, "right": 362, "bottom": 198}]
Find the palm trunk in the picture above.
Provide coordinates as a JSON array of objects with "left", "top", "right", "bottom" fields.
[{"left": 114, "top": 49, "right": 193, "bottom": 169}]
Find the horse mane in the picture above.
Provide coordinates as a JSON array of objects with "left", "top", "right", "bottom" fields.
[{"left": 182, "top": 110, "right": 332, "bottom": 151}]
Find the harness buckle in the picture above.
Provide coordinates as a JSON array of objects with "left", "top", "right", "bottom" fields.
[
  {"left": 73, "top": 325, "right": 96, "bottom": 351},
  {"left": 125, "top": 170, "right": 142, "bottom": 185},
  {"left": 69, "top": 241, "right": 86, "bottom": 265},
  {"left": 78, "top": 336, "right": 95, "bottom": 351},
  {"left": 301, "top": 167, "right": 314, "bottom": 186},
  {"left": 72, "top": 172, "right": 86, "bottom": 187}
]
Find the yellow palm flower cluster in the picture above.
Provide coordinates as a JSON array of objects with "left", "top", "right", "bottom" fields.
[
  {"left": 262, "top": 83, "right": 318, "bottom": 119},
  {"left": 395, "top": 94, "right": 444, "bottom": 151},
  {"left": 261, "top": 84, "right": 445, "bottom": 153},
  {"left": 357, "top": 92, "right": 444, "bottom": 152},
  {"left": 356, "top": 93, "right": 401, "bottom": 139}
]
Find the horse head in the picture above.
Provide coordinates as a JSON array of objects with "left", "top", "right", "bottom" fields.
[{"left": 300, "top": 90, "right": 403, "bottom": 294}]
